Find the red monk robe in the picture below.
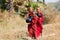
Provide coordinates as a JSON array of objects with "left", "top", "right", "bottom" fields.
[
  {"left": 28, "top": 13, "right": 38, "bottom": 38},
  {"left": 36, "top": 7, "right": 44, "bottom": 37},
  {"left": 37, "top": 11, "right": 44, "bottom": 37},
  {"left": 28, "top": 12, "right": 44, "bottom": 39},
  {"left": 28, "top": 8, "right": 44, "bottom": 39}
]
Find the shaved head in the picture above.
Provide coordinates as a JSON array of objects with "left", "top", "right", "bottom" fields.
[
  {"left": 28, "top": 7, "right": 33, "bottom": 12},
  {"left": 36, "top": 7, "right": 41, "bottom": 12}
]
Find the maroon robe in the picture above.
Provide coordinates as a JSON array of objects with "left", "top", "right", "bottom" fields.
[{"left": 28, "top": 11, "right": 44, "bottom": 38}]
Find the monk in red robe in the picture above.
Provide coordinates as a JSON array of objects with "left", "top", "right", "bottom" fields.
[
  {"left": 27, "top": 7, "right": 44, "bottom": 40},
  {"left": 27, "top": 7, "right": 38, "bottom": 39},
  {"left": 36, "top": 7, "right": 44, "bottom": 37}
]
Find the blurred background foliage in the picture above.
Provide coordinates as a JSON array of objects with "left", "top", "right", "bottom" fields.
[
  {"left": 0, "top": 0, "right": 60, "bottom": 24},
  {"left": 0, "top": 0, "right": 44, "bottom": 16}
]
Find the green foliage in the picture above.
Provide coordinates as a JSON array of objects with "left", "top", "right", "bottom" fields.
[
  {"left": 0, "top": 0, "right": 44, "bottom": 17},
  {"left": 20, "top": 8, "right": 27, "bottom": 17},
  {"left": 25, "top": 2, "right": 31, "bottom": 8},
  {"left": 32, "top": 3, "right": 38, "bottom": 10},
  {"left": 0, "top": 0, "right": 6, "bottom": 10},
  {"left": 25, "top": 2, "right": 38, "bottom": 10},
  {"left": 18, "top": 2, "right": 38, "bottom": 17}
]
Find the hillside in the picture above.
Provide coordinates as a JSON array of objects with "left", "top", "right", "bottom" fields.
[
  {"left": 48, "top": 0, "right": 60, "bottom": 11},
  {"left": 0, "top": 1, "right": 60, "bottom": 40},
  {"left": 0, "top": 9, "right": 60, "bottom": 40}
]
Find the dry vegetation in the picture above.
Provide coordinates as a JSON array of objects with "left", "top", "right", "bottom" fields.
[{"left": 0, "top": 10, "right": 60, "bottom": 40}]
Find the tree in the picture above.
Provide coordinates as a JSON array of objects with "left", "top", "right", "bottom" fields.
[
  {"left": 0, "top": 0, "right": 6, "bottom": 10},
  {"left": 43, "top": 0, "right": 45, "bottom": 3},
  {"left": 37, "top": 0, "right": 45, "bottom": 3},
  {"left": 6, "top": 0, "right": 14, "bottom": 15},
  {"left": 37, "top": 0, "right": 39, "bottom": 2},
  {"left": 28, "top": 0, "right": 32, "bottom": 2}
]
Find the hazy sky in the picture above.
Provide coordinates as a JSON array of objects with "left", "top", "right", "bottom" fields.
[{"left": 34, "top": 0, "right": 59, "bottom": 3}]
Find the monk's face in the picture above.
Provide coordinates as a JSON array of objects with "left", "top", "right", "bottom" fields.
[
  {"left": 36, "top": 8, "right": 40, "bottom": 13},
  {"left": 29, "top": 7, "right": 33, "bottom": 12}
]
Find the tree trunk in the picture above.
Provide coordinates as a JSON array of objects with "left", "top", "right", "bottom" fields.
[
  {"left": 28, "top": 0, "right": 32, "bottom": 2},
  {"left": 43, "top": 0, "right": 45, "bottom": 3},
  {"left": 37, "top": 0, "right": 39, "bottom": 2},
  {"left": 6, "top": 0, "right": 14, "bottom": 15}
]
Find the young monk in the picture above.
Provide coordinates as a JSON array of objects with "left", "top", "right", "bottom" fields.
[
  {"left": 27, "top": 7, "right": 34, "bottom": 37},
  {"left": 30, "top": 7, "right": 44, "bottom": 40},
  {"left": 36, "top": 7, "right": 44, "bottom": 38},
  {"left": 26, "top": 7, "right": 38, "bottom": 40},
  {"left": 26, "top": 7, "right": 44, "bottom": 40}
]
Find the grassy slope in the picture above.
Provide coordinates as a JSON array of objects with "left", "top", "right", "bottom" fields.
[{"left": 0, "top": 14, "right": 27, "bottom": 40}]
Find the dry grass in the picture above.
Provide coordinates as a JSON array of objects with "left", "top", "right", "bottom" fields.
[
  {"left": 0, "top": 20, "right": 60, "bottom": 40},
  {"left": 0, "top": 14, "right": 27, "bottom": 40},
  {"left": 0, "top": 14, "right": 60, "bottom": 40},
  {"left": 0, "top": 5, "right": 60, "bottom": 40},
  {"left": 42, "top": 23, "right": 60, "bottom": 40}
]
